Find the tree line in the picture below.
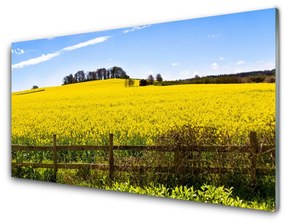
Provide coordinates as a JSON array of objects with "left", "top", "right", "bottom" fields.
[
  {"left": 61, "top": 65, "right": 274, "bottom": 87},
  {"left": 139, "top": 74, "right": 163, "bottom": 86},
  {"left": 161, "top": 69, "right": 275, "bottom": 86},
  {"left": 62, "top": 66, "right": 129, "bottom": 85}
]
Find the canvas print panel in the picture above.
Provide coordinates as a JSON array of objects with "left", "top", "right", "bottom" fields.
[{"left": 11, "top": 8, "right": 277, "bottom": 211}]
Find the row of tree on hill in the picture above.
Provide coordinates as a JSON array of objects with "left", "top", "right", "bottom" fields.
[
  {"left": 62, "top": 66, "right": 129, "bottom": 85},
  {"left": 161, "top": 69, "right": 275, "bottom": 86}
]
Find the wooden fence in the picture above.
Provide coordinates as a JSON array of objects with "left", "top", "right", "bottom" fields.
[{"left": 12, "top": 132, "right": 275, "bottom": 185}]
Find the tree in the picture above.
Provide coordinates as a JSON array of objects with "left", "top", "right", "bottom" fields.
[
  {"left": 263, "top": 76, "right": 275, "bottom": 83},
  {"left": 96, "top": 68, "right": 107, "bottom": 80},
  {"left": 125, "top": 78, "right": 134, "bottom": 87},
  {"left": 156, "top": 74, "right": 163, "bottom": 82},
  {"left": 63, "top": 74, "right": 75, "bottom": 85},
  {"left": 111, "top": 66, "right": 129, "bottom": 79},
  {"left": 63, "top": 76, "right": 69, "bottom": 85},
  {"left": 68, "top": 74, "right": 75, "bottom": 84},
  {"left": 87, "top": 71, "right": 97, "bottom": 81},
  {"left": 32, "top": 85, "right": 39, "bottom": 89},
  {"left": 148, "top": 75, "right": 154, "bottom": 85},
  {"left": 106, "top": 69, "right": 111, "bottom": 79},
  {"left": 62, "top": 66, "right": 131, "bottom": 85},
  {"left": 139, "top": 79, "right": 148, "bottom": 86},
  {"left": 74, "top": 70, "right": 85, "bottom": 82}
]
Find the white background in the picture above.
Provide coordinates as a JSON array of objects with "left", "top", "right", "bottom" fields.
[{"left": 0, "top": 0, "right": 283, "bottom": 222}]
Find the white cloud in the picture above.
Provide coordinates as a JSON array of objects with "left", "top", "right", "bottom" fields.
[
  {"left": 12, "top": 52, "right": 60, "bottom": 69},
  {"left": 207, "top": 33, "right": 221, "bottom": 39},
  {"left": 171, "top": 62, "right": 179, "bottom": 67},
  {"left": 219, "top": 56, "right": 224, "bottom": 61},
  {"left": 62, "top": 36, "right": 110, "bottom": 51},
  {"left": 211, "top": 62, "right": 219, "bottom": 70},
  {"left": 123, "top": 25, "right": 151, "bottom": 34},
  {"left": 12, "top": 36, "right": 110, "bottom": 69},
  {"left": 11, "top": 48, "right": 25, "bottom": 55},
  {"left": 236, "top": 60, "right": 245, "bottom": 65}
]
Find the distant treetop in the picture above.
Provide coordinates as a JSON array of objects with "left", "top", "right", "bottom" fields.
[{"left": 62, "top": 66, "right": 129, "bottom": 85}]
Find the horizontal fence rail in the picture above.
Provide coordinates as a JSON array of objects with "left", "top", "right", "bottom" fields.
[
  {"left": 11, "top": 144, "right": 275, "bottom": 153},
  {"left": 11, "top": 132, "right": 275, "bottom": 185}
]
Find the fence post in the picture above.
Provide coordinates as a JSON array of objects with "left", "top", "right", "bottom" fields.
[
  {"left": 53, "top": 134, "right": 58, "bottom": 182},
  {"left": 250, "top": 131, "right": 258, "bottom": 188},
  {"left": 139, "top": 166, "right": 144, "bottom": 187},
  {"left": 109, "top": 133, "right": 114, "bottom": 182},
  {"left": 174, "top": 146, "right": 181, "bottom": 180}
]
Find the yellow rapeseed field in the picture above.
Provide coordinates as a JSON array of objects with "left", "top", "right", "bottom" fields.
[{"left": 12, "top": 79, "right": 275, "bottom": 146}]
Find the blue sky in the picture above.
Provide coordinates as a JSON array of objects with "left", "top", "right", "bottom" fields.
[{"left": 11, "top": 8, "right": 276, "bottom": 92}]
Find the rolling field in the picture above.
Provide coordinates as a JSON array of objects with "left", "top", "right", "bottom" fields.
[
  {"left": 11, "top": 79, "right": 276, "bottom": 211},
  {"left": 12, "top": 79, "right": 275, "bottom": 146}
]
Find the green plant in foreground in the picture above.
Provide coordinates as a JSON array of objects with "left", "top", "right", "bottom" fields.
[
  {"left": 13, "top": 166, "right": 274, "bottom": 211},
  {"left": 103, "top": 181, "right": 274, "bottom": 211}
]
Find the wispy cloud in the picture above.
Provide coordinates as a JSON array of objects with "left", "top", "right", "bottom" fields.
[
  {"left": 171, "top": 62, "right": 180, "bottom": 67},
  {"left": 236, "top": 60, "right": 245, "bottom": 65},
  {"left": 12, "top": 52, "right": 61, "bottom": 69},
  {"left": 12, "top": 36, "right": 110, "bottom": 69},
  {"left": 123, "top": 25, "right": 150, "bottom": 34},
  {"left": 207, "top": 33, "right": 221, "bottom": 39},
  {"left": 219, "top": 56, "right": 224, "bottom": 61},
  {"left": 62, "top": 36, "right": 110, "bottom": 51},
  {"left": 211, "top": 62, "right": 219, "bottom": 70},
  {"left": 11, "top": 48, "right": 25, "bottom": 55}
]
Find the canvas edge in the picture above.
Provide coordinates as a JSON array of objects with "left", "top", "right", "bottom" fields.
[{"left": 275, "top": 7, "right": 280, "bottom": 212}]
